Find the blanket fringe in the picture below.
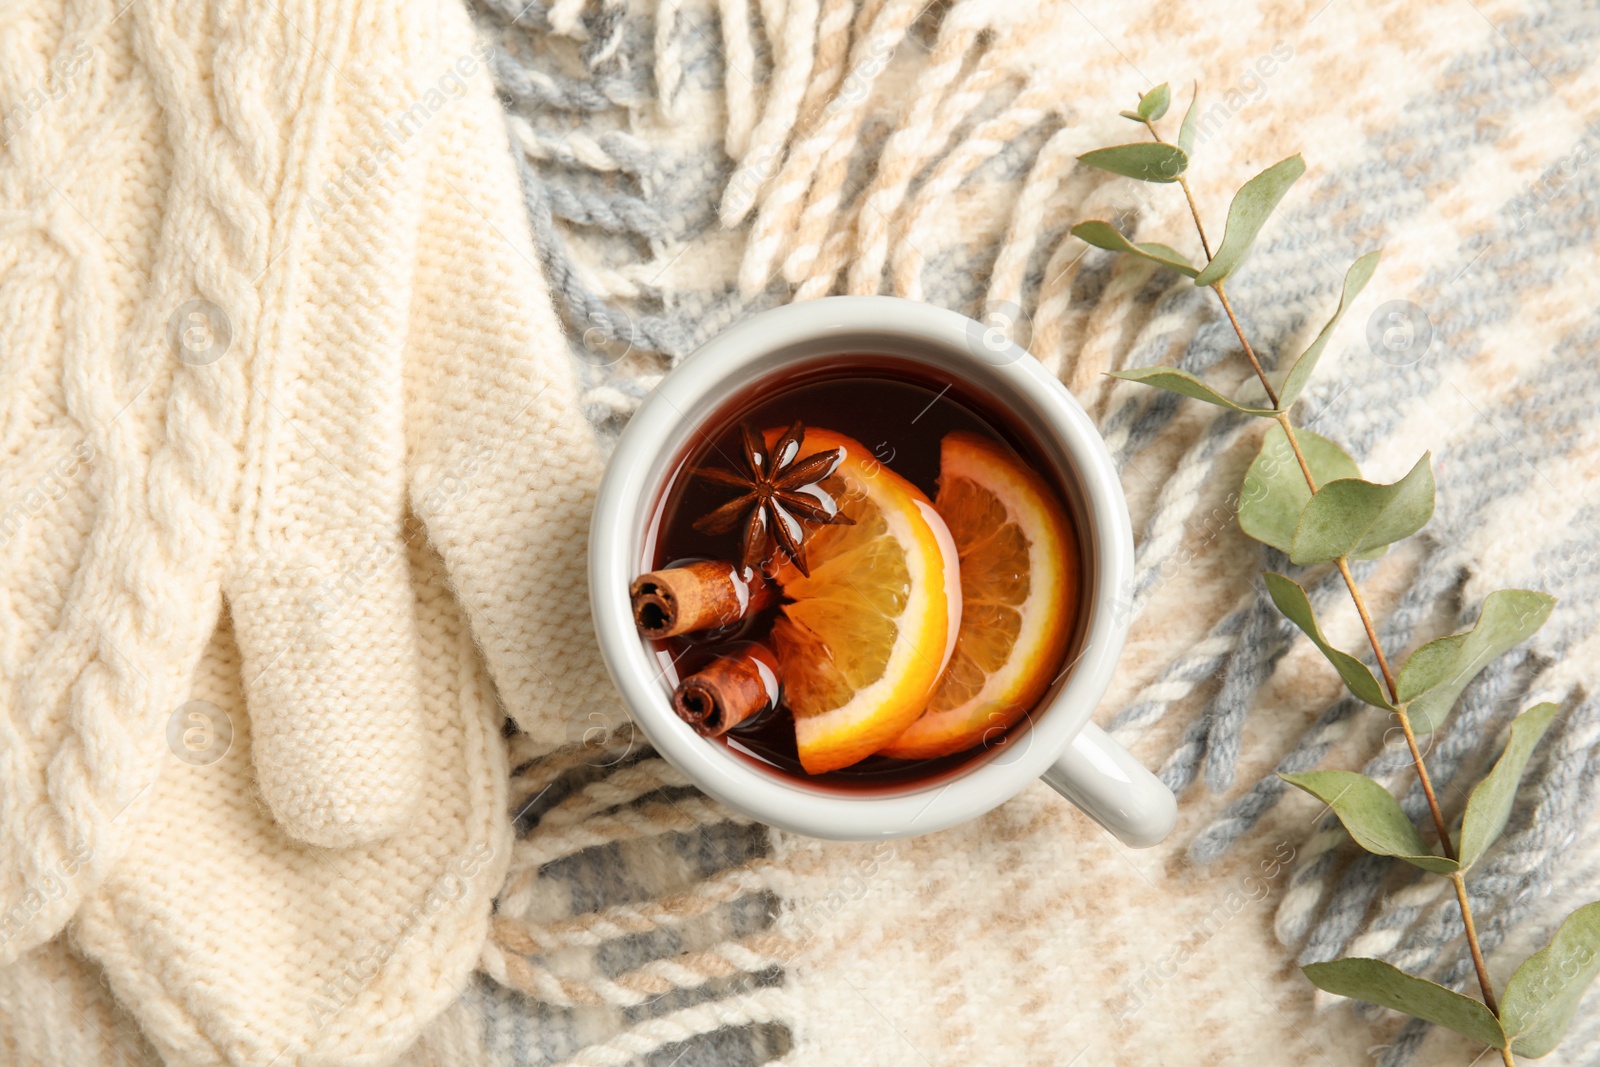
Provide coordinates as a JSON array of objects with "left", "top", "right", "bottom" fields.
[{"left": 475, "top": 9, "right": 1600, "bottom": 1063}]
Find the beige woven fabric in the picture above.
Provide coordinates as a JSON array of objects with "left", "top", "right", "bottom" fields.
[{"left": 462, "top": 0, "right": 1600, "bottom": 1065}]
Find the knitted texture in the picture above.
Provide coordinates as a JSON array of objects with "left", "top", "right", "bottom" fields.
[
  {"left": 4, "top": 0, "right": 1598, "bottom": 1063},
  {"left": 3, "top": 0, "right": 608, "bottom": 1060},
  {"left": 0, "top": 937, "right": 162, "bottom": 1066},
  {"left": 459, "top": 0, "right": 1600, "bottom": 1064},
  {"left": 74, "top": 531, "right": 509, "bottom": 1066},
  {"left": 0, "top": 0, "right": 451, "bottom": 982}
]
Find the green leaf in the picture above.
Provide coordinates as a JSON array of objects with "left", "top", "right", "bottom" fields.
[
  {"left": 1176, "top": 82, "right": 1200, "bottom": 154},
  {"left": 1239, "top": 425, "right": 1361, "bottom": 554},
  {"left": 1500, "top": 901, "right": 1600, "bottom": 1057},
  {"left": 1263, "top": 573, "right": 1394, "bottom": 710},
  {"left": 1398, "top": 590, "right": 1558, "bottom": 732},
  {"left": 1193, "top": 154, "right": 1307, "bottom": 287},
  {"left": 1302, "top": 958, "right": 1506, "bottom": 1049},
  {"left": 1138, "top": 83, "right": 1171, "bottom": 121},
  {"left": 1277, "top": 251, "right": 1382, "bottom": 409},
  {"left": 1118, "top": 109, "right": 1144, "bottom": 122},
  {"left": 1289, "top": 453, "right": 1435, "bottom": 565},
  {"left": 1106, "top": 366, "right": 1276, "bottom": 414},
  {"left": 1457, "top": 703, "right": 1559, "bottom": 869},
  {"left": 1279, "top": 770, "right": 1456, "bottom": 872},
  {"left": 1070, "top": 222, "right": 1200, "bottom": 278},
  {"left": 1077, "top": 143, "right": 1189, "bottom": 184}
]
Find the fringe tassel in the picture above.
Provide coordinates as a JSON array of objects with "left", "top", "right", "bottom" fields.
[
  {"left": 482, "top": 926, "right": 793, "bottom": 1007},
  {"left": 1031, "top": 237, "right": 1088, "bottom": 383},
  {"left": 840, "top": 18, "right": 984, "bottom": 294},
  {"left": 545, "top": 985, "right": 793, "bottom": 1066},
  {"left": 510, "top": 792, "right": 754, "bottom": 872},
  {"left": 654, "top": 0, "right": 686, "bottom": 115},
  {"left": 1066, "top": 253, "right": 1156, "bottom": 417},
  {"left": 985, "top": 124, "right": 1079, "bottom": 350},
  {"left": 719, "top": 0, "right": 760, "bottom": 156},
  {"left": 548, "top": 0, "right": 591, "bottom": 36},
  {"left": 719, "top": 0, "right": 822, "bottom": 226},
  {"left": 890, "top": 78, "right": 1059, "bottom": 299},
  {"left": 738, "top": 0, "right": 921, "bottom": 295},
  {"left": 495, "top": 861, "right": 777, "bottom": 951},
  {"left": 796, "top": 0, "right": 856, "bottom": 123}
]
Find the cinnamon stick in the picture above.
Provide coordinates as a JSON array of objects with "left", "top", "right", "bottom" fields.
[
  {"left": 672, "top": 644, "right": 781, "bottom": 736},
  {"left": 630, "top": 560, "right": 777, "bottom": 639}
]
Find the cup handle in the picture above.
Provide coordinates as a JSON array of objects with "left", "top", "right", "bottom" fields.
[{"left": 1040, "top": 722, "right": 1176, "bottom": 848}]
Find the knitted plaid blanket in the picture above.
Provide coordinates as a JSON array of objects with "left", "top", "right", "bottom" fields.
[{"left": 439, "top": 0, "right": 1600, "bottom": 1064}]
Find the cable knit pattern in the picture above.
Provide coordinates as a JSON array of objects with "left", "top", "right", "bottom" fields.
[
  {"left": 2, "top": 0, "right": 601, "bottom": 1059},
  {"left": 0, "top": 0, "right": 463, "bottom": 969}
]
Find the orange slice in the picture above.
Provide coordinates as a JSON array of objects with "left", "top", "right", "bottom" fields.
[
  {"left": 767, "top": 428, "right": 960, "bottom": 773},
  {"left": 879, "top": 430, "right": 1078, "bottom": 760}
]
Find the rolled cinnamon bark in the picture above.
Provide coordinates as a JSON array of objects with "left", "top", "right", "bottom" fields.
[
  {"left": 672, "top": 644, "right": 781, "bottom": 736},
  {"left": 630, "top": 560, "right": 777, "bottom": 639}
]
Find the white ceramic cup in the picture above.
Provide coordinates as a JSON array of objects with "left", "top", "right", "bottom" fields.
[{"left": 589, "top": 296, "right": 1176, "bottom": 847}]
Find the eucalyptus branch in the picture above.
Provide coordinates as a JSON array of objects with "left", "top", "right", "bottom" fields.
[
  {"left": 1137, "top": 112, "right": 1466, "bottom": 889},
  {"left": 1218, "top": 285, "right": 1279, "bottom": 407},
  {"left": 1071, "top": 82, "right": 1593, "bottom": 1066},
  {"left": 1141, "top": 109, "right": 1214, "bottom": 262}
]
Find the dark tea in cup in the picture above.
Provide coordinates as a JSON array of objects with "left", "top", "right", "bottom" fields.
[{"left": 631, "top": 359, "right": 1085, "bottom": 794}]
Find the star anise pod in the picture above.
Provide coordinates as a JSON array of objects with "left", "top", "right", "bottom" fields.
[{"left": 691, "top": 421, "right": 855, "bottom": 577}]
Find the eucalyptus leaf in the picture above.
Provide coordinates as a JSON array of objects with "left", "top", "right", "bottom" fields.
[
  {"left": 1279, "top": 770, "right": 1456, "bottom": 872},
  {"left": 1500, "top": 901, "right": 1600, "bottom": 1057},
  {"left": 1263, "top": 573, "right": 1394, "bottom": 710},
  {"left": 1456, "top": 703, "right": 1559, "bottom": 869},
  {"left": 1289, "top": 453, "right": 1435, "bottom": 565},
  {"left": 1107, "top": 366, "right": 1274, "bottom": 414},
  {"left": 1119, "top": 109, "right": 1144, "bottom": 122},
  {"left": 1239, "top": 425, "right": 1360, "bottom": 554},
  {"left": 1398, "top": 590, "right": 1558, "bottom": 732},
  {"left": 1302, "top": 958, "right": 1507, "bottom": 1049},
  {"left": 1193, "top": 154, "right": 1307, "bottom": 287},
  {"left": 1077, "top": 142, "right": 1189, "bottom": 184},
  {"left": 1070, "top": 222, "right": 1200, "bottom": 278},
  {"left": 1277, "top": 251, "right": 1382, "bottom": 409},
  {"left": 1177, "top": 82, "right": 1200, "bottom": 154},
  {"left": 1138, "top": 82, "right": 1171, "bottom": 121}
]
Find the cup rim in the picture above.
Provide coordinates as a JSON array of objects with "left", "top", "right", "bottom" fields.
[{"left": 589, "top": 295, "right": 1133, "bottom": 840}]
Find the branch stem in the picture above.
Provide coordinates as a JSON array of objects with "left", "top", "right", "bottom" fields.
[
  {"left": 1168, "top": 165, "right": 1511, "bottom": 1059},
  {"left": 1452, "top": 872, "right": 1498, "bottom": 1013},
  {"left": 1393, "top": 704, "right": 1455, "bottom": 862},
  {"left": 1334, "top": 557, "right": 1399, "bottom": 700},
  {"left": 1178, "top": 176, "right": 1214, "bottom": 261},
  {"left": 1215, "top": 283, "right": 1279, "bottom": 408},
  {"left": 1139, "top": 116, "right": 1215, "bottom": 263}
]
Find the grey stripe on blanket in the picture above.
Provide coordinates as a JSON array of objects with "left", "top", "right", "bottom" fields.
[{"left": 463, "top": 0, "right": 1600, "bottom": 1063}]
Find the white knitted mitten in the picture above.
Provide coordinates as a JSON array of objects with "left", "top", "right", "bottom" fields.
[
  {"left": 45, "top": 0, "right": 608, "bottom": 1061},
  {"left": 0, "top": 0, "right": 497, "bottom": 963},
  {"left": 75, "top": 529, "right": 509, "bottom": 1067},
  {"left": 0, "top": 937, "right": 162, "bottom": 1067},
  {"left": 403, "top": 105, "right": 614, "bottom": 755}
]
